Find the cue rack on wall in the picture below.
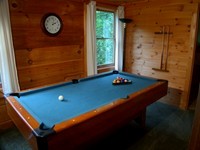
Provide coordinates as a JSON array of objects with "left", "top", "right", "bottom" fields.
[{"left": 152, "top": 25, "right": 173, "bottom": 72}]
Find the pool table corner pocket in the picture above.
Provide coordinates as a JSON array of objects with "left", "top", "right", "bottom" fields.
[{"left": 32, "top": 123, "right": 56, "bottom": 138}]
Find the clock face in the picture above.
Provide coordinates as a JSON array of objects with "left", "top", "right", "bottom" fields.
[{"left": 42, "top": 13, "right": 62, "bottom": 36}]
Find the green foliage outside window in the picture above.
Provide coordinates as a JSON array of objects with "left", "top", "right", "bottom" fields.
[{"left": 96, "top": 10, "right": 115, "bottom": 66}]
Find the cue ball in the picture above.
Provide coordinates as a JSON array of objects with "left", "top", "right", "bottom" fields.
[{"left": 58, "top": 95, "right": 64, "bottom": 101}]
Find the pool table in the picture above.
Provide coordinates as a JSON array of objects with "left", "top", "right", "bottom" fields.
[{"left": 5, "top": 70, "right": 168, "bottom": 150}]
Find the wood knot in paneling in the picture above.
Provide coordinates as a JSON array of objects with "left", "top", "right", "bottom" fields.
[
  {"left": 137, "top": 44, "right": 142, "bottom": 49},
  {"left": 11, "top": 2, "right": 18, "bottom": 8},
  {"left": 77, "top": 50, "right": 81, "bottom": 54},
  {"left": 27, "top": 48, "right": 32, "bottom": 52},
  {"left": 10, "top": 0, "right": 22, "bottom": 11},
  {"left": 28, "top": 59, "right": 33, "bottom": 65}
]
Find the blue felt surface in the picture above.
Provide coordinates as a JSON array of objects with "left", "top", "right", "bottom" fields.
[{"left": 14, "top": 71, "right": 157, "bottom": 127}]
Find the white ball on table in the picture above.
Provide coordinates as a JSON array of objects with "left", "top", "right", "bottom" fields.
[{"left": 58, "top": 95, "right": 64, "bottom": 101}]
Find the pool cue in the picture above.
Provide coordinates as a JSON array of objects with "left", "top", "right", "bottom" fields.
[
  {"left": 160, "top": 26, "right": 165, "bottom": 70},
  {"left": 165, "top": 26, "right": 170, "bottom": 71}
]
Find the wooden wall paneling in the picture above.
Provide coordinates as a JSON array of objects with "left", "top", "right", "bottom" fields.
[
  {"left": 0, "top": 105, "right": 12, "bottom": 126},
  {"left": 10, "top": 1, "right": 84, "bottom": 49},
  {"left": 0, "top": 91, "right": 14, "bottom": 132},
  {"left": 123, "top": 0, "right": 196, "bottom": 7},
  {"left": 159, "top": 87, "right": 182, "bottom": 106},
  {"left": 124, "top": 2, "right": 198, "bottom": 108},
  {"left": 95, "top": 0, "right": 196, "bottom": 7},
  {"left": 9, "top": 0, "right": 86, "bottom": 90},
  {"left": 17, "top": 60, "right": 84, "bottom": 89},
  {"left": 83, "top": 3, "right": 88, "bottom": 77},
  {"left": 15, "top": 45, "right": 83, "bottom": 67}
]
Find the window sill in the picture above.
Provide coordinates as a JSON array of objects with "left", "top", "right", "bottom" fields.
[{"left": 97, "top": 65, "right": 115, "bottom": 74}]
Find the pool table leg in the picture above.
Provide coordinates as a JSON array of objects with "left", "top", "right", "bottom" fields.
[{"left": 135, "top": 108, "right": 146, "bottom": 128}]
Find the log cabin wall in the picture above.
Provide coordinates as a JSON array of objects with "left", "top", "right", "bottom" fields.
[
  {"left": 9, "top": 0, "right": 85, "bottom": 90},
  {"left": 124, "top": 0, "right": 198, "bottom": 109}
]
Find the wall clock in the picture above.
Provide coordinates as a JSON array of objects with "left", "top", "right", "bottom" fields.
[{"left": 41, "top": 13, "right": 63, "bottom": 36}]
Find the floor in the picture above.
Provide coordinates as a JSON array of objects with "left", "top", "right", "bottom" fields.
[{"left": 0, "top": 101, "right": 195, "bottom": 150}]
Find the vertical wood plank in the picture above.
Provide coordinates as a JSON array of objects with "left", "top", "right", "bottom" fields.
[{"left": 124, "top": 2, "right": 198, "bottom": 108}]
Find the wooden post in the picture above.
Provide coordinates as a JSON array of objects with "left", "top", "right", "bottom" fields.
[{"left": 189, "top": 84, "right": 200, "bottom": 150}]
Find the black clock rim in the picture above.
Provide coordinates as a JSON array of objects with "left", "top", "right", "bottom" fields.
[{"left": 41, "top": 13, "right": 63, "bottom": 36}]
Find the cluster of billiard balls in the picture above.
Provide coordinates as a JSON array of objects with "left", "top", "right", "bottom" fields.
[{"left": 112, "top": 76, "right": 131, "bottom": 84}]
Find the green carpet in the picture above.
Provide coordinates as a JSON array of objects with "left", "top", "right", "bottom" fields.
[{"left": 0, "top": 102, "right": 194, "bottom": 150}]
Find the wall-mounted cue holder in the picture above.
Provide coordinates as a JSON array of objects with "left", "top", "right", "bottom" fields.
[{"left": 152, "top": 25, "right": 173, "bottom": 72}]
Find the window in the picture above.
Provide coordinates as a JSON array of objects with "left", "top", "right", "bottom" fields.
[{"left": 96, "top": 10, "right": 115, "bottom": 69}]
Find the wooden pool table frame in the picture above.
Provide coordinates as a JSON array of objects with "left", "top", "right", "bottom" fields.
[{"left": 5, "top": 73, "right": 168, "bottom": 150}]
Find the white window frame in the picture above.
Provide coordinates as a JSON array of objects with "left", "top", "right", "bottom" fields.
[{"left": 96, "top": 7, "right": 116, "bottom": 72}]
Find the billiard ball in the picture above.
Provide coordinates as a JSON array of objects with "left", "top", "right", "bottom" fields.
[
  {"left": 58, "top": 95, "right": 64, "bottom": 101},
  {"left": 117, "top": 80, "right": 120, "bottom": 83},
  {"left": 113, "top": 79, "right": 117, "bottom": 83}
]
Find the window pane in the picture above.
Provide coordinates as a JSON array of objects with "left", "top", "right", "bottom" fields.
[
  {"left": 96, "top": 39, "right": 114, "bottom": 65},
  {"left": 96, "top": 10, "right": 115, "bottom": 66},
  {"left": 96, "top": 11, "right": 114, "bottom": 38}
]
